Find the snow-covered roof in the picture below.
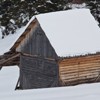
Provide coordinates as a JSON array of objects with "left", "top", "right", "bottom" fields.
[
  {"left": 36, "top": 9, "right": 100, "bottom": 57},
  {"left": 0, "top": 9, "right": 100, "bottom": 57}
]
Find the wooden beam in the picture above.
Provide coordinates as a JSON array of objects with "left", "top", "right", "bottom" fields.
[
  {"left": 21, "top": 53, "right": 56, "bottom": 61},
  {"left": 0, "top": 53, "right": 20, "bottom": 67}
]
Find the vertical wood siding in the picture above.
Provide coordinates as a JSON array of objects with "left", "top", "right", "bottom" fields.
[
  {"left": 18, "top": 22, "right": 59, "bottom": 89},
  {"left": 20, "top": 55, "right": 59, "bottom": 89},
  {"left": 19, "top": 23, "right": 57, "bottom": 59}
]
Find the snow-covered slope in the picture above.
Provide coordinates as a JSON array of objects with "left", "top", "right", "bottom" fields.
[
  {"left": 0, "top": 66, "right": 19, "bottom": 93},
  {"left": 0, "top": 17, "right": 35, "bottom": 55},
  {"left": 0, "top": 28, "right": 25, "bottom": 55},
  {"left": 0, "top": 67, "right": 100, "bottom": 100},
  {"left": 0, "top": 9, "right": 100, "bottom": 100}
]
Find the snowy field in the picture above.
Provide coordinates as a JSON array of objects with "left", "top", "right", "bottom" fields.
[
  {"left": 0, "top": 66, "right": 100, "bottom": 100},
  {"left": 0, "top": 9, "right": 100, "bottom": 100}
]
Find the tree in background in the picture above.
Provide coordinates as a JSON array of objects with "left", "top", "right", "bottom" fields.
[
  {"left": 86, "top": 0, "right": 100, "bottom": 26},
  {"left": 0, "top": 0, "right": 100, "bottom": 38},
  {"left": 0, "top": 0, "right": 69, "bottom": 38}
]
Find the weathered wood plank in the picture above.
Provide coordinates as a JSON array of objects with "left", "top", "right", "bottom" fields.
[
  {"left": 19, "top": 54, "right": 59, "bottom": 89},
  {"left": 0, "top": 53, "right": 20, "bottom": 67},
  {"left": 59, "top": 54, "right": 100, "bottom": 86}
]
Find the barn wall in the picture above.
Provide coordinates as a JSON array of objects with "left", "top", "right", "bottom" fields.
[
  {"left": 15, "top": 20, "right": 38, "bottom": 52},
  {"left": 59, "top": 54, "right": 100, "bottom": 86},
  {"left": 20, "top": 54, "right": 59, "bottom": 89},
  {"left": 17, "top": 22, "right": 57, "bottom": 59},
  {"left": 18, "top": 21, "right": 59, "bottom": 89}
]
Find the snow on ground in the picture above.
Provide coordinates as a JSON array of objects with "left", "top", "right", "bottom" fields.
[
  {"left": 0, "top": 27, "right": 25, "bottom": 55},
  {"left": 0, "top": 9, "right": 100, "bottom": 100},
  {"left": 0, "top": 16, "right": 35, "bottom": 55},
  {"left": 0, "top": 66, "right": 19, "bottom": 93},
  {"left": 1, "top": 83, "right": 100, "bottom": 100},
  {"left": 0, "top": 66, "right": 100, "bottom": 100}
]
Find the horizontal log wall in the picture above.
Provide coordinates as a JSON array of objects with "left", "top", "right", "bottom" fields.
[{"left": 59, "top": 54, "right": 100, "bottom": 86}]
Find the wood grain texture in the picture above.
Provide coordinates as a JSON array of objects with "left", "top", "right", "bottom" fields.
[
  {"left": 20, "top": 54, "right": 59, "bottom": 89},
  {"left": 59, "top": 54, "right": 100, "bottom": 86},
  {"left": 17, "top": 21, "right": 59, "bottom": 89}
]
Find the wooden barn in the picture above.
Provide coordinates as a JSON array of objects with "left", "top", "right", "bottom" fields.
[
  {"left": 10, "top": 18, "right": 59, "bottom": 89},
  {"left": 0, "top": 9, "right": 100, "bottom": 90},
  {"left": 59, "top": 53, "right": 100, "bottom": 86}
]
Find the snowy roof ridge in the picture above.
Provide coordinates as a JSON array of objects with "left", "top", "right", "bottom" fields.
[
  {"left": 0, "top": 9, "right": 100, "bottom": 57},
  {"left": 36, "top": 9, "right": 100, "bottom": 57}
]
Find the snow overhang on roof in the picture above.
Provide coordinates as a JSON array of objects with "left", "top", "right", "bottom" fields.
[
  {"left": 0, "top": 9, "right": 100, "bottom": 57},
  {"left": 36, "top": 9, "right": 100, "bottom": 57}
]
